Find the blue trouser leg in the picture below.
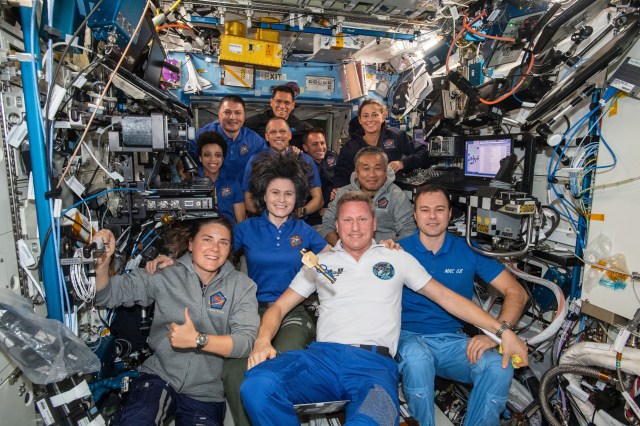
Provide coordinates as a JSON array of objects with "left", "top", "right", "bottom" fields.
[
  {"left": 397, "top": 330, "right": 437, "bottom": 426},
  {"left": 341, "top": 349, "right": 399, "bottom": 426},
  {"left": 111, "top": 373, "right": 176, "bottom": 426},
  {"left": 460, "top": 347, "right": 513, "bottom": 426},
  {"left": 240, "top": 370, "right": 300, "bottom": 426},
  {"left": 173, "top": 393, "right": 225, "bottom": 426},
  {"left": 241, "top": 346, "right": 339, "bottom": 426},
  {"left": 223, "top": 305, "right": 315, "bottom": 426},
  {"left": 398, "top": 331, "right": 514, "bottom": 426},
  {"left": 241, "top": 342, "right": 399, "bottom": 426},
  {"left": 111, "top": 373, "right": 226, "bottom": 426}
]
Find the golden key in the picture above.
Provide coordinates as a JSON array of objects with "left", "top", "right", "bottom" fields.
[{"left": 300, "top": 249, "right": 336, "bottom": 284}]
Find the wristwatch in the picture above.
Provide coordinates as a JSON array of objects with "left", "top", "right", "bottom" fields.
[
  {"left": 495, "top": 321, "right": 512, "bottom": 339},
  {"left": 195, "top": 332, "right": 208, "bottom": 350}
]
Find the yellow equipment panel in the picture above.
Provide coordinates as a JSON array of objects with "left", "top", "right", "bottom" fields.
[{"left": 219, "top": 35, "right": 282, "bottom": 71}]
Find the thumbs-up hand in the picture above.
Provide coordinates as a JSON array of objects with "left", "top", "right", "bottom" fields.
[{"left": 169, "top": 307, "right": 198, "bottom": 349}]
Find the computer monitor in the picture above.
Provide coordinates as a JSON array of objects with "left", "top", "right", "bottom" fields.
[{"left": 464, "top": 137, "right": 513, "bottom": 178}]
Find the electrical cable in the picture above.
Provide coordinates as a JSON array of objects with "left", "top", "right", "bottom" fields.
[
  {"left": 445, "top": 14, "right": 484, "bottom": 73},
  {"left": 462, "top": 13, "right": 516, "bottom": 42},
  {"left": 44, "top": 0, "right": 106, "bottom": 162},
  {"left": 156, "top": 23, "right": 193, "bottom": 31},
  {"left": 84, "top": 166, "right": 101, "bottom": 195},
  {"left": 168, "top": 0, "right": 183, "bottom": 12},
  {"left": 19, "top": 259, "right": 46, "bottom": 301},
  {"left": 480, "top": 53, "right": 535, "bottom": 105},
  {"left": 444, "top": 12, "right": 534, "bottom": 106},
  {"left": 42, "top": 43, "right": 95, "bottom": 70},
  {"left": 539, "top": 205, "right": 561, "bottom": 240},
  {"left": 559, "top": 57, "right": 589, "bottom": 81},
  {"left": 62, "top": 187, "right": 150, "bottom": 217},
  {"left": 545, "top": 89, "right": 620, "bottom": 250},
  {"left": 52, "top": 57, "right": 106, "bottom": 117},
  {"left": 70, "top": 248, "right": 96, "bottom": 303},
  {"left": 81, "top": 140, "right": 120, "bottom": 181},
  {"left": 56, "top": 0, "right": 153, "bottom": 188},
  {"left": 505, "top": 262, "right": 567, "bottom": 346},
  {"left": 539, "top": 364, "right": 616, "bottom": 426}
]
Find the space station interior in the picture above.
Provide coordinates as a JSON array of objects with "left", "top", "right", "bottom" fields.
[{"left": 1, "top": 0, "right": 640, "bottom": 424}]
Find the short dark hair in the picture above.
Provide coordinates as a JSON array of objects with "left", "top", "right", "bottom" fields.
[
  {"left": 196, "top": 131, "right": 227, "bottom": 158},
  {"left": 336, "top": 191, "right": 375, "bottom": 219},
  {"left": 354, "top": 146, "right": 388, "bottom": 169},
  {"left": 219, "top": 94, "right": 245, "bottom": 110},
  {"left": 303, "top": 128, "right": 326, "bottom": 145},
  {"left": 413, "top": 184, "right": 452, "bottom": 211},
  {"left": 271, "top": 85, "right": 295, "bottom": 100},
  {"left": 249, "top": 152, "right": 310, "bottom": 213}
]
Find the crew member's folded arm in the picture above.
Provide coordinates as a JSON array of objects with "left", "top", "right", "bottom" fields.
[{"left": 416, "top": 277, "right": 529, "bottom": 368}]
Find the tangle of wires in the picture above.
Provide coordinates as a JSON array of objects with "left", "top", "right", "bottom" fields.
[
  {"left": 44, "top": 0, "right": 106, "bottom": 173},
  {"left": 435, "top": 379, "right": 470, "bottom": 426},
  {"left": 545, "top": 88, "right": 620, "bottom": 251},
  {"left": 69, "top": 248, "right": 96, "bottom": 304}
]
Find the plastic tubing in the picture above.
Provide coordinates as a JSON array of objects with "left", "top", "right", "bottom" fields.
[
  {"left": 505, "top": 263, "right": 567, "bottom": 346},
  {"left": 539, "top": 364, "right": 614, "bottom": 426},
  {"left": 560, "top": 342, "right": 640, "bottom": 419}
]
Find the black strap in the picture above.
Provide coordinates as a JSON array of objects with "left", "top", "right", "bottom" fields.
[{"left": 353, "top": 344, "right": 392, "bottom": 358}]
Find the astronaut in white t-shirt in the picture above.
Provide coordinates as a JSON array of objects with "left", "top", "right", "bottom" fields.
[{"left": 239, "top": 190, "right": 528, "bottom": 426}]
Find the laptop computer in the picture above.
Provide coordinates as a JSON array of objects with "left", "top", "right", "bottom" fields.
[{"left": 447, "top": 136, "right": 514, "bottom": 193}]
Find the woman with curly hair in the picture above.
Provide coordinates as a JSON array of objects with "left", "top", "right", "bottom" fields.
[
  {"left": 196, "top": 130, "right": 246, "bottom": 225},
  {"left": 224, "top": 152, "right": 330, "bottom": 426}
]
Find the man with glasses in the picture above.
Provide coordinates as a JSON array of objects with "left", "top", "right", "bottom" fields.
[
  {"left": 245, "top": 85, "right": 313, "bottom": 149},
  {"left": 239, "top": 191, "right": 528, "bottom": 426}
]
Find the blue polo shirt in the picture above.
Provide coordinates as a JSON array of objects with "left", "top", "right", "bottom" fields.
[
  {"left": 234, "top": 211, "right": 327, "bottom": 302},
  {"left": 214, "top": 178, "right": 243, "bottom": 225},
  {"left": 241, "top": 149, "right": 322, "bottom": 192},
  {"left": 192, "top": 123, "right": 268, "bottom": 184},
  {"left": 399, "top": 231, "right": 504, "bottom": 334}
]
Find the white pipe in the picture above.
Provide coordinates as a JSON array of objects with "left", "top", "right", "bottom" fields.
[
  {"left": 559, "top": 342, "right": 640, "bottom": 423},
  {"left": 506, "top": 263, "right": 568, "bottom": 346},
  {"left": 560, "top": 342, "right": 640, "bottom": 373}
]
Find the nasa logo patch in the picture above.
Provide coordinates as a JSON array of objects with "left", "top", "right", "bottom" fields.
[
  {"left": 326, "top": 155, "right": 336, "bottom": 167},
  {"left": 221, "top": 186, "right": 232, "bottom": 197},
  {"left": 210, "top": 292, "right": 226, "bottom": 309},
  {"left": 372, "top": 262, "right": 395, "bottom": 280},
  {"left": 290, "top": 234, "right": 302, "bottom": 247},
  {"left": 383, "top": 139, "right": 395, "bottom": 149}
]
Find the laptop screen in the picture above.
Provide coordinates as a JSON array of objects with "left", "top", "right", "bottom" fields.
[{"left": 464, "top": 137, "right": 513, "bottom": 179}]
